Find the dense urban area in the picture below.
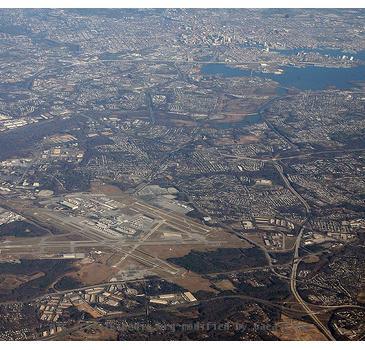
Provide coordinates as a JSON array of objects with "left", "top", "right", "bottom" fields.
[{"left": 0, "top": 8, "right": 364, "bottom": 341}]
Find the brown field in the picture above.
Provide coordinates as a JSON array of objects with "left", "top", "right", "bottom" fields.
[
  {"left": 214, "top": 279, "right": 236, "bottom": 291},
  {"left": 236, "top": 134, "right": 260, "bottom": 144},
  {"left": 169, "top": 119, "right": 198, "bottom": 127},
  {"left": 303, "top": 255, "right": 320, "bottom": 263},
  {"left": 108, "top": 248, "right": 215, "bottom": 292},
  {"left": 284, "top": 236, "right": 297, "bottom": 250},
  {"left": 110, "top": 253, "right": 154, "bottom": 274},
  {"left": 57, "top": 324, "right": 118, "bottom": 341},
  {"left": 171, "top": 308, "right": 200, "bottom": 319},
  {"left": 90, "top": 181, "right": 125, "bottom": 197},
  {"left": 75, "top": 302, "right": 105, "bottom": 318},
  {"left": 245, "top": 232, "right": 265, "bottom": 246},
  {"left": 220, "top": 98, "right": 260, "bottom": 115},
  {"left": 139, "top": 235, "right": 249, "bottom": 261},
  {"left": 69, "top": 261, "right": 118, "bottom": 285},
  {"left": 137, "top": 234, "right": 249, "bottom": 293},
  {"left": 162, "top": 269, "right": 216, "bottom": 293},
  {"left": 205, "top": 229, "right": 251, "bottom": 244},
  {"left": 357, "top": 291, "right": 365, "bottom": 304},
  {"left": 273, "top": 315, "right": 327, "bottom": 341},
  {"left": 0, "top": 272, "right": 44, "bottom": 289},
  {"left": 216, "top": 134, "right": 260, "bottom": 145}
]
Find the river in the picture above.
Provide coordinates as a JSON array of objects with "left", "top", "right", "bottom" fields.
[{"left": 201, "top": 62, "right": 365, "bottom": 91}]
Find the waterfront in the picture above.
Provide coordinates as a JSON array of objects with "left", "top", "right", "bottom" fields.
[{"left": 202, "top": 63, "right": 365, "bottom": 90}]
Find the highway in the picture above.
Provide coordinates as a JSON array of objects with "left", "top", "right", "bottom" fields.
[
  {"left": 290, "top": 228, "right": 335, "bottom": 340},
  {"left": 145, "top": 90, "right": 155, "bottom": 123},
  {"left": 0, "top": 156, "right": 342, "bottom": 341},
  {"left": 272, "top": 161, "right": 311, "bottom": 215},
  {"left": 40, "top": 277, "right": 158, "bottom": 298},
  {"left": 243, "top": 114, "right": 337, "bottom": 342},
  {"left": 272, "top": 158, "right": 335, "bottom": 339}
]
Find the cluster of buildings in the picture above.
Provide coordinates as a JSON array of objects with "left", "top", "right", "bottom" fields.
[
  {"left": 176, "top": 171, "right": 303, "bottom": 224},
  {"left": 167, "top": 89, "right": 218, "bottom": 117},
  {"left": 298, "top": 245, "right": 365, "bottom": 307},
  {"left": 0, "top": 8, "right": 364, "bottom": 342},
  {"left": 0, "top": 303, "right": 39, "bottom": 341},
  {"left": 138, "top": 185, "right": 194, "bottom": 215},
  {"left": 262, "top": 232, "right": 285, "bottom": 250},
  {"left": 149, "top": 292, "right": 197, "bottom": 305},
  {"left": 35, "top": 281, "right": 198, "bottom": 326},
  {"left": 0, "top": 115, "right": 41, "bottom": 133},
  {"left": 41, "top": 146, "right": 84, "bottom": 164},
  {"left": 47, "top": 193, "right": 155, "bottom": 239},
  {"left": 254, "top": 217, "right": 295, "bottom": 231},
  {"left": 267, "top": 91, "right": 365, "bottom": 151},
  {"left": 83, "top": 212, "right": 154, "bottom": 238},
  {"left": 331, "top": 309, "right": 365, "bottom": 340},
  {"left": 0, "top": 207, "right": 24, "bottom": 226},
  {"left": 58, "top": 194, "right": 123, "bottom": 213},
  {"left": 37, "top": 283, "right": 130, "bottom": 322}
]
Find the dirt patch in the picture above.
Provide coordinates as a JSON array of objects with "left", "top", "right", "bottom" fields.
[
  {"left": 273, "top": 314, "right": 327, "bottom": 341},
  {"left": 216, "top": 134, "right": 259, "bottom": 145},
  {"left": 284, "top": 236, "right": 297, "bottom": 250},
  {"left": 0, "top": 272, "right": 45, "bottom": 289},
  {"left": 303, "top": 255, "right": 320, "bottom": 263},
  {"left": 214, "top": 279, "right": 236, "bottom": 291},
  {"left": 90, "top": 181, "right": 135, "bottom": 205},
  {"left": 205, "top": 229, "right": 251, "bottom": 245},
  {"left": 162, "top": 270, "right": 216, "bottom": 293},
  {"left": 75, "top": 302, "right": 105, "bottom": 318},
  {"left": 58, "top": 324, "right": 118, "bottom": 340},
  {"left": 169, "top": 119, "right": 198, "bottom": 127},
  {"left": 357, "top": 291, "right": 365, "bottom": 304},
  {"left": 245, "top": 232, "right": 265, "bottom": 246},
  {"left": 237, "top": 134, "right": 260, "bottom": 144},
  {"left": 69, "top": 261, "right": 118, "bottom": 285},
  {"left": 90, "top": 181, "right": 125, "bottom": 197}
]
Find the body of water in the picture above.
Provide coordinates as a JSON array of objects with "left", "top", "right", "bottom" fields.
[{"left": 202, "top": 63, "right": 365, "bottom": 90}]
